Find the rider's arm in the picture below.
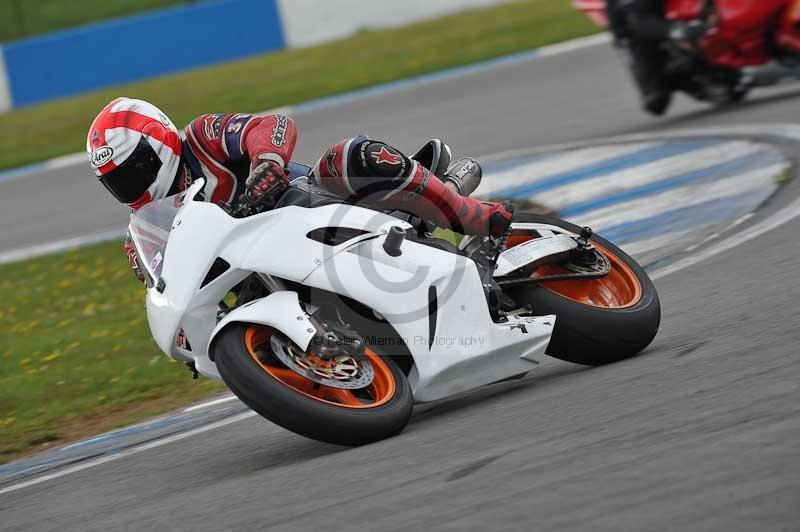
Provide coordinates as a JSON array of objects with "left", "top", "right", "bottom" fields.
[
  {"left": 186, "top": 113, "right": 298, "bottom": 168},
  {"left": 239, "top": 114, "right": 297, "bottom": 168}
]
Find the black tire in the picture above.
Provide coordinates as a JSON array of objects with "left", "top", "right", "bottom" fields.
[
  {"left": 213, "top": 323, "right": 413, "bottom": 445},
  {"left": 507, "top": 213, "right": 661, "bottom": 366}
]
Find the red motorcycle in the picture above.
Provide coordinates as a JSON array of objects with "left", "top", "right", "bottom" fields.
[{"left": 574, "top": 0, "right": 800, "bottom": 112}]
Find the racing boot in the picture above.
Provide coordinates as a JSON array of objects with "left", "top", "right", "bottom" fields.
[
  {"left": 384, "top": 152, "right": 510, "bottom": 237},
  {"left": 411, "top": 139, "right": 483, "bottom": 196},
  {"left": 314, "top": 137, "right": 512, "bottom": 237},
  {"left": 411, "top": 139, "right": 452, "bottom": 177}
]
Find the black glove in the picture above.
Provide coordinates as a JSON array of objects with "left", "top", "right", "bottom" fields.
[{"left": 234, "top": 157, "right": 289, "bottom": 217}]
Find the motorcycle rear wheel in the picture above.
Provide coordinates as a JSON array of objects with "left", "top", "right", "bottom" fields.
[
  {"left": 213, "top": 323, "right": 413, "bottom": 445},
  {"left": 505, "top": 213, "right": 661, "bottom": 366}
]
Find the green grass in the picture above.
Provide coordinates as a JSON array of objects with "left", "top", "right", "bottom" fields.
[
  {"left": 0, "top": 0, "right": 598, "bottom": 171},
  {"left": 0, "top": 0, "right": 187, "bottom": 43},
  {"left": 0, "top": 241, "right": 224, "bottom": 462}
]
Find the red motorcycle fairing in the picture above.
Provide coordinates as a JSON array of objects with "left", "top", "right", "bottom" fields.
[
  {"left": 668, "top": 0, "right": 788, "bottom": 67},
  {"left": 573, "top": 0, "right": 800, "bottom": 69}
]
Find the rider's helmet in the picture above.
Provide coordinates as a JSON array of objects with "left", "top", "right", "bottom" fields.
[{"left": 86, "top": 97, "right": 182, "bottom": 209}]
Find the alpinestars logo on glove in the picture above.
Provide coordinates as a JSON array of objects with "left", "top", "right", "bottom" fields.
[{"left": 372, "top": 146, "right": 403, "bottom": 166}]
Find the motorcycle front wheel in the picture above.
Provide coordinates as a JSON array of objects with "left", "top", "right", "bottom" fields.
[
  {"left": 505, "top": 213, "right": 661, "bottom": 366},
  {"left": 213, "top": 323, "right": 413, "bottom": 445}
]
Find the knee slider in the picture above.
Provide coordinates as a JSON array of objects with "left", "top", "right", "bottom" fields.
[{"left": 350, "top": 141, "right": 411, "bottom": 179}]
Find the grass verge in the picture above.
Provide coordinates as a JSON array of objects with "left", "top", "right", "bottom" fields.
[
  {"left": 0, "top": 0, "right": 598, "bottom": 171},
  {"left": 0, "top": 0, "right": 186, "bottom": 43},
  {"left": 0, "top": 240, "right": 224, "bottom": 463}
]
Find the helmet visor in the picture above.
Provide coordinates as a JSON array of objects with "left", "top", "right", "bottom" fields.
[{"left": 98, "top": 138, "right": 163, "bottom": 204}]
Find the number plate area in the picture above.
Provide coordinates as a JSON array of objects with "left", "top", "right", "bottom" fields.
[{"left": 494, "top": 234, "right": 577, "bottom": 277}]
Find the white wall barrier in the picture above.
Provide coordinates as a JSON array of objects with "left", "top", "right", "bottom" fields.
[
  {"left": 277, "top": 0, "right": 511, "bottom": 48},
  {"left": 0, "top": 46, "right": 11, "bottom": 112}
]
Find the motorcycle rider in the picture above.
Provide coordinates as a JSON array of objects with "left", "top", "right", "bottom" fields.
[
  {"left": 86, "top": 97, "right": 513, "bottom": 282},
  {"left": 606, "top": 0, "right": 709, "bottom": 115}
]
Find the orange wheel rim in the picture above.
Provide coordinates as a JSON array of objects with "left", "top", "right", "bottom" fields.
[
  {"left": 508, "top": 232, "right": 642, "bottom": 309},
  {"left": 244, "top": 326, "right": 396, "bottom": 409}
]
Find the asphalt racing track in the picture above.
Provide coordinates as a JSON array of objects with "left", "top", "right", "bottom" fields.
[{"left": 2, "top": 38, "right": 800, "bottom": 531}]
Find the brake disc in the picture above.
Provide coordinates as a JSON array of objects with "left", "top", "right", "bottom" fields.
[{"left": 269, "top": 335, "right": 375, "bottom": 390}]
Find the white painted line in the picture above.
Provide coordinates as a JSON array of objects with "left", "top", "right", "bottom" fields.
[
  {"left": 182, "top": 395, "right": 238, "bottom": 412},
  {"left": 0, "top": 227, "right": 126, "bottom": 265},
  {"left": 0, "top": 411, "right": 257, "bottom": 496},
  {"left": 574, "top": 163, "right": 785, "bottom": 230},
  {"left": 650, "top": 196, "right": 800, "bottom": 280},
  {"left": 42, "top": 152, "right": 91, "bottom": 172},
  {"left": 478, "top": 142, "right": 656, "bottom": 196},
  {"left": 536, "top": 142, "right": 765, "bottom": 210},
  {"left": 534, "top": 32, "right": 611, "bottom": 57},
  {"left": 683, "top": 214, "right": 754, "bottom": 253}
]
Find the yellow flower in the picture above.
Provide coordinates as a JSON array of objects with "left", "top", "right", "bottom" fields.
[
  {"left": 67, "top": 342, "right": 81, "bottom": 350},
  {"left": 57, "top": 318, "right": 75, "bottom": 328},
  {"left": 19, "top": 358, "right": 32, "bottom": 366},
  {"left": 42, "top": 353, "right": 60, "bottom": 362},
  {"left": 97, "top": 395, "right": 108, "bottom": 402},
  {"left": 1, "top": 417, "right": 16, "bottom": 425},
  {"left": 109, "top": 377, "right": 120, "bottom": 384}
]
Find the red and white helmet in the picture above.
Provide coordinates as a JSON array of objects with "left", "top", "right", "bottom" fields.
[{"left": 87, "top": 97, "right": 182, "bottom": 209}]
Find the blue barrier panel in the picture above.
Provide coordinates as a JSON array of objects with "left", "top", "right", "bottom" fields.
[{"left": 3, "top": 0, "right": 285, "bottom": 107}]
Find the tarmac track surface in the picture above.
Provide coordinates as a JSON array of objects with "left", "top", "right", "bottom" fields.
[{"left": 1, "top": 42, "right": 800, "bottom": 531}]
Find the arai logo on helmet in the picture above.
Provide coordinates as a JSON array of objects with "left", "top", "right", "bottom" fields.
[{"left": 91, "top": 145, "right": 114, "bottom": 168}]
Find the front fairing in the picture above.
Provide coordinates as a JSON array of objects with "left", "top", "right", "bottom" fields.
[{"left": 141, "top": 193, "right": 410, "bottom": 362}]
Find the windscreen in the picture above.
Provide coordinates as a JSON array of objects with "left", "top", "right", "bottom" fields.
[{"left": 128, "top": 191, "right": 187, "bottom": 283}]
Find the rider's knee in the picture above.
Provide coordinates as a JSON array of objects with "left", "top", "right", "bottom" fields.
[{"left": 313, "top": 136, "right": 412, "bottom": 196}]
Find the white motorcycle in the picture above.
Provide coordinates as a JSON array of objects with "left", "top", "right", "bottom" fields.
[{"left": 129, "top": 176, "right": 660, "bottom": 445}]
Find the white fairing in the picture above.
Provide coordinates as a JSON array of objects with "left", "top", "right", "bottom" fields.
[{"left": 134, "top": 181, "right": 556, "bottom": 402}]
